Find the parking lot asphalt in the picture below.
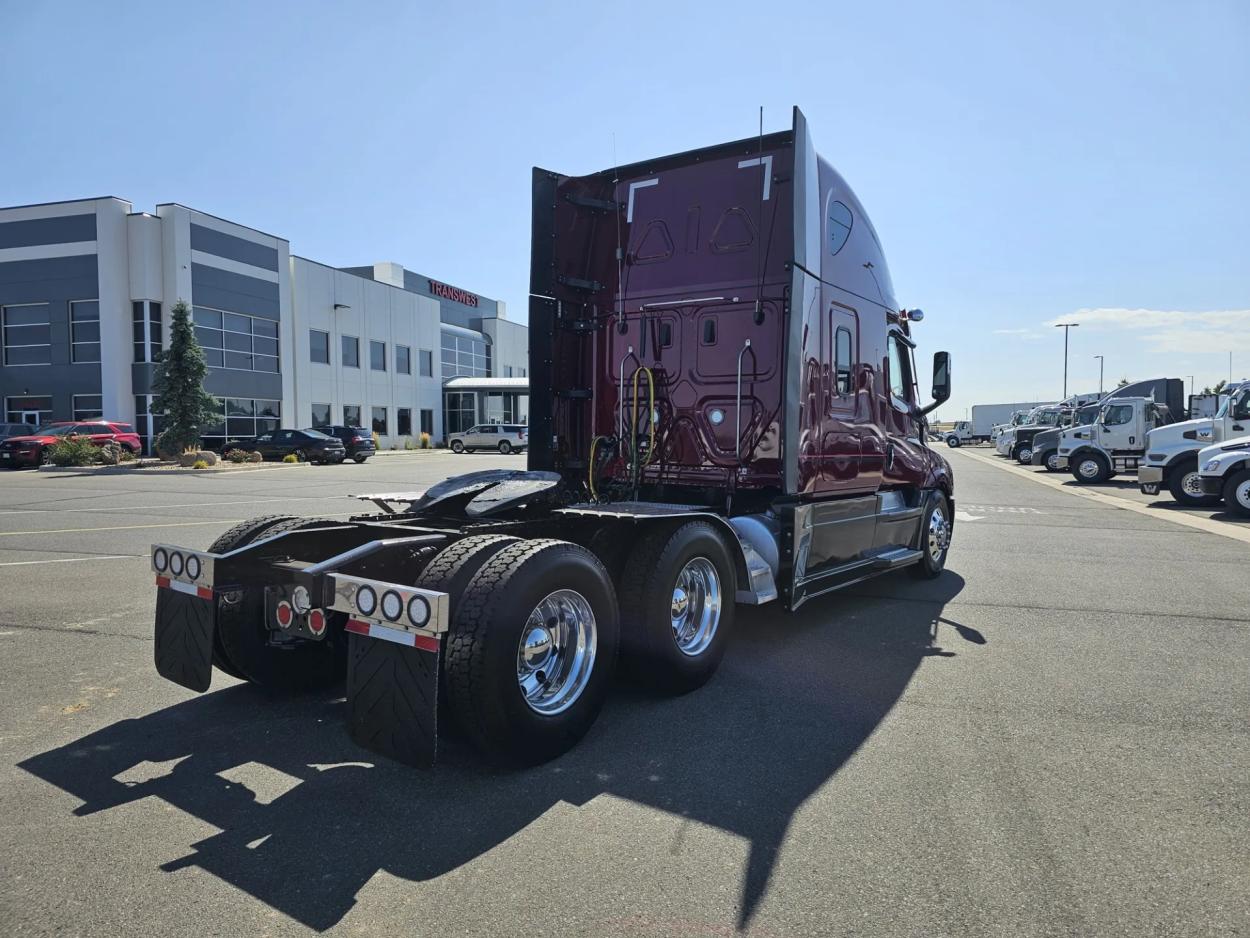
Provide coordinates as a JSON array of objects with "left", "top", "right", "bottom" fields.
[{"left": 1, "top": 450, "right": 1246, "bottom": 937}]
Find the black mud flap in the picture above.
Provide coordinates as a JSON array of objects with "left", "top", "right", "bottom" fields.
[
  {"left": 346, "top": 633, "right": 439, "bottom": 769},
  {"left": 154, "top": 588, "right": 216, "bottom": 693}
]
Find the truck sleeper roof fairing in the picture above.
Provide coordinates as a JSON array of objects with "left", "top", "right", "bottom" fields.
[{"left": 528, "top": 107, "right": 904, "bottom": 498}]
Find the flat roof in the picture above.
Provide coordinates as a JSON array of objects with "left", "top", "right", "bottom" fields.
[{"left": 442, "top": 377, "right": 528, "bottom": 391}]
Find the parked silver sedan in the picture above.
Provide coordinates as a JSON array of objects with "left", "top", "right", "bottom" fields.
[{"left": 447, "top": 423, "right": 528, "bottom": 454}]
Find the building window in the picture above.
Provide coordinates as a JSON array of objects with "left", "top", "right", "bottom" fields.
[
  {"left": 311, "top": 402, "right": 331, "bottom": 427},
  {"left": 192, "top": 307, "right": 279, "bottom": 372},
  {"left": 370, "top": 340, "right": 387, "bottom": 371},
  {"left": 5, "top": 395, "right": 53, "bottom": 424},
  {"left": 397, "top": 407, "right": 412, "bottom": 436},
  {"left": 134, "top": 395, "right": 165, "bottom": 455},
  {"left": 70, "top": 300, "right": 101, "bottom": 363},
  {"left": 504, "top": 365, "right": 513, "bottom": 377},
  {"left": 133, "top": 302, "right": 163, "bottom": 363},
  {"left": 344, "top": 404, "right": 362, "bottom": 427},
  {"left": 419, "top": 349, "right": 433, "bottom": 377},
  {"left": 201, "top": 398, "right": 281, "bottom": 451},
  {"left": 310, "top": 329, "right": 330, "bottom": 364},
  {"left": 72, "top": 394, "right": 103, "bottom": 420},
  {"left": 2, "top": 303, "right": 52, "bottom": 366},
  {"left": 419, "top": 408, "right": 434, "bottom": 436},
  {"left": 445, "top": 391, "right": 476, "bottom": 435},
  {"left": 396, "top": 344, "right": 411, "bottom": 374},
  {"left": 342, "top": 335, "right": 359, "bottom": 368},
  {"left": 371, "top": 406, "right": 387, "bottom": 435},
  {"left": 440, "top": 330, "right": 490, "bottom": 378}
]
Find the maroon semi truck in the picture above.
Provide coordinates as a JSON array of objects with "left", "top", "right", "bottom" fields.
[{"left": 150, "top": 108, "right": 954, "bottom": 768}]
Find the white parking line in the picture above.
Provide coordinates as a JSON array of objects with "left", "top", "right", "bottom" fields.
[
  {"left": 951, "top": 448, "right": 1250, "bottom": 546},
  {"left": 0, "top": 496, "right": 329, "bottom": 516},
  {"left": 0, "top": 519, "right": 245, "bottom": 538},
  {"left": 0, "top": 554, "right": 143, "bottom": 568}
]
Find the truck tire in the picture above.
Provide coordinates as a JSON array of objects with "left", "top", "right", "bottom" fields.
[
  {"left": 206, "top": 515, "right": 303, "bottom": 679},
  {"left": 1167, "top": 457, "right": 1222, "bottom": 508},
  {"left": 444, "top": 539, "right": 619, "bottom": 764},
  {"left": 417, "top": 534, "right": 521, "bottom": 611},
  {"left": 216, "top": 516, "right": 348, "bottom": 691},
  {"left": 1222, "top": 469, "right": 1250, "bottom": 517},
  {"left": 910, "top": 493, "right": 952, "bottom": 579},
  {"left": 1015, "top": 445, "right": 1033, "bottom": 465},
  {"left": 1071, "top": 452, "right": 1110, "bottom": 484},
  {"left": 946, "top": 436, "right": 961, "bottom": 448},
  {"left": 618, "top": 521, "right": 736, "bottom": 694},
  {"left": 1041, "top": 450, "right": 1061, "bottom": 472}
]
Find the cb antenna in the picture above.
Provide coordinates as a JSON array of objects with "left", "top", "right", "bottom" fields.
[
  {"left": 612, "top": 132, "right": 625, "bottom": 335},
  {"left": 755, "top": 106, "right": 765, "bottom": 325}
]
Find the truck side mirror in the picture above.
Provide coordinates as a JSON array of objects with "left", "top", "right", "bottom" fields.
[{"left": 920, "top": 351, "right": 950, "bottom": 416}]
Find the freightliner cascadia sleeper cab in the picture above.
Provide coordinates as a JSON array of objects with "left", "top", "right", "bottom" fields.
[{"left": 148, "top": 108, "right": 955, "bottom": 768}]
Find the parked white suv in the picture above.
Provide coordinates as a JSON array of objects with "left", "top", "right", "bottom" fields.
[{"left": 448, "top": 423, "right": 528, "bottom": 454}]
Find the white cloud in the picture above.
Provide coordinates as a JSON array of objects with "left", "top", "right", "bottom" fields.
[
  {"left": 994, "top": 328, "right": 1044, "bottom": 340},
  {"left": 1041, "top": 308, "right": 1250, "bottom": 353}
]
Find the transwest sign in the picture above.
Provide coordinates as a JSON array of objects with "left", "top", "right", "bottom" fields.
[{"left": 428, "top": 279, "right": 479, "bottom": 307}]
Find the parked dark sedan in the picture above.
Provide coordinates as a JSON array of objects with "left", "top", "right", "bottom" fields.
[
  {"left": 313, "top": 425, "right": 376, "bottom": 463},
  {"left": 222, "top": 428, "right": 346, "bottom": 464}
]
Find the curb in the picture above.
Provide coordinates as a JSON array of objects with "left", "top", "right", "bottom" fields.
[{"left": 37, "top": 461, "right": 311, "bottom": 475}]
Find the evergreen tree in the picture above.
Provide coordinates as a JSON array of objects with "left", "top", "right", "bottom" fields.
[{"left": 152, "top": 300, "right": 219, "bottom": 457}]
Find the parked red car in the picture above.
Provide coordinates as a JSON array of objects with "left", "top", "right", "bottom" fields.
[{"left": 0, "top": 421, "right": 142, "bottom": 468}]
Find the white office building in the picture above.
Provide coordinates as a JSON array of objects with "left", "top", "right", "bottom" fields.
[{"left": 0, "top": 197, "right": 528, "bottom": 451}]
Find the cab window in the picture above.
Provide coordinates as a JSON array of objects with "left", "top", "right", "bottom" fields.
[
  {"left": 1102, "top": 404, "right": 1133, "bottom": 426},
  {"left": 835, "top": 328, "right": 853, "bottom": 395},
  {"left": 887, "top": 334, "right": 911, "bottom": 404},
  {"left": 1233, "top": 390, "right": 1250, "bottom": 421}
]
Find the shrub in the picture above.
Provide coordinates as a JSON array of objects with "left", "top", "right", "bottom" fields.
[
  {"left": 282, "top": 453, "right": 299, "bottom": 463},
  {"left": 226, "top": 448, "right": 253, "bottom": 464},
  {"left": 46, "top": 436, "right": 100, "bottom": 467},
  {"left": 118, "top": 447, "right": 136, "bottom": 462},
  {"left": 192, "top": 459, "right": 209, "bottom": 470},
  {"left": 372, "top": 430, "right": 380, "bottom": 449},
  {"left": 403, "top": 437, "right": 416, "bottom": 450},
  {"left": 420, "top": 432, "right": 431, "bottom": 449}
]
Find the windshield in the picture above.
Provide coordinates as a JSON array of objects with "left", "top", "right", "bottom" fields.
[
  {"left": 1034, "top": 410, "right": 1061, "bottom": 427},
  {"left": 33, "top": 425, "right": 78, "bottom": 437},
  {"left": 1216, "top": 388, "right": 1246, "bottom": 419},
  {"left": 301, "top": 429, "right": 333, "bottom": 440}
]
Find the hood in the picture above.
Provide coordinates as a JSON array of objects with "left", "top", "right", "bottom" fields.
[
  {"left": 1, "top": 433, "right": 53, "bottom": 445},
  {"left": 1146, "top": 417, "right": 1215, "bottom": 447}
]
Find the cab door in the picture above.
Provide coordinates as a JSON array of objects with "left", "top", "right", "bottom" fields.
[{"left": 1097, "top": 403, "right": 1138, "bottom": 452}]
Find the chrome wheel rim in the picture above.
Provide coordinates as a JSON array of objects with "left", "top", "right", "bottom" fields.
[
  {"left": 1046, "top": 453, "right": 1059, "bottom": 470},
  {"left": 1181, "top": 472, "right": 1204, "bottom": 497},
  {"left": 927, "top": 505, "right": 951, "bottom": 562},
  {"left": 516, "top": 589, "right": 597, "bottom": 715},
  {"left": 1078, "top": 459, "right": 1101, "bottom": 479},
  {"left": 671, "top": 557, "right": 721, "bottom": 657},
  {"left": 1019, "top": 448, "right": 1032, "bottom": 462}
]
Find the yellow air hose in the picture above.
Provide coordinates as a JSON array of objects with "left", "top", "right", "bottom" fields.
[
  {"left": 587, "top": 435, "right": 605, "bottom": 499},
  {"left": 631, "top": 366, "right": 656, "bottom": 468}
]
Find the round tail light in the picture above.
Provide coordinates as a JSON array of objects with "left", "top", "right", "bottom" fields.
[
  {"left": 407, "top": 595, "right": 430, "bottom": 627},
  {"left": 169, "top": 552, "right": 184, "bottom": 576},
  {"left": 381, "top": 590, "right": 403, "bottom": 622},
  {"left": 185, "top": 554, "right": 202, "bottom": 580},
  {"left": 308, "top": 608, "right": 326, "bottom": 635},
  {"left": 276, "top": 601, "right": 294, "bottom": 629},
  {"left": 153, "top": 548, "right": 168, "bottom": 572},
  {"left": 355, "top": 585, "right": 377, "bottom": 617}
]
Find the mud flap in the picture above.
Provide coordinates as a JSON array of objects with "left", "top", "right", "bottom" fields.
[
  {"left": 346, "top": 632, "right": 439, "bottom": 768},
  {"left": 153, "top": 588, "right": 216, "bottom": 693}
]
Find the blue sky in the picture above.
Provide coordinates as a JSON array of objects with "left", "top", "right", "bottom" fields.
[{"left": 2, "top": 0, "right": 1246, "bottom": 416}]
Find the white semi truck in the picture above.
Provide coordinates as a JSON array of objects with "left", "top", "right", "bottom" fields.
[
  {"left": 1138, "top": 382, "right": 1250, "bottom": 506},
  {"left": 1197, "top": 434, "right": 1250, "bottom": 517},
  {"left": 1055, "top": 397, "right": 1179, "bottom": 483},
  {"left": 945, "top": 402, "right": 1054, "bottom": 447}
]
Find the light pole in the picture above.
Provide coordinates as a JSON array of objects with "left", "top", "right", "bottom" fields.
[
  {"left": 1055, "top": 322, "right": 1079, "bottom": 398},
  {"left": 1094, "top": 355, "right": 1105, "bottom": 395}
]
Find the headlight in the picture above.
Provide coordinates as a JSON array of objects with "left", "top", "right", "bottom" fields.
[
  {"left": 355, "top": 585, "right": 377, "bottom": 617},
  {"left": 1204, "top": 460, "right": 1221, "bottom": 472},
  {"left": 380, "top": 590, "right": 403, "bottom": 622}
]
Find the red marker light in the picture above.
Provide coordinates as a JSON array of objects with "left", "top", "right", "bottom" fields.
[
  {"left": 308, "top": 608, "right": 326, "bottom": 635},
  {"left": 276, "top": 601, "right": 293, "bottom": 628}
]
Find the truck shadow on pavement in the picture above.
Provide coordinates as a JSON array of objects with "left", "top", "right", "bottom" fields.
[{"left": 20, "top": 571, "right": 969, "bottom": 931}]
